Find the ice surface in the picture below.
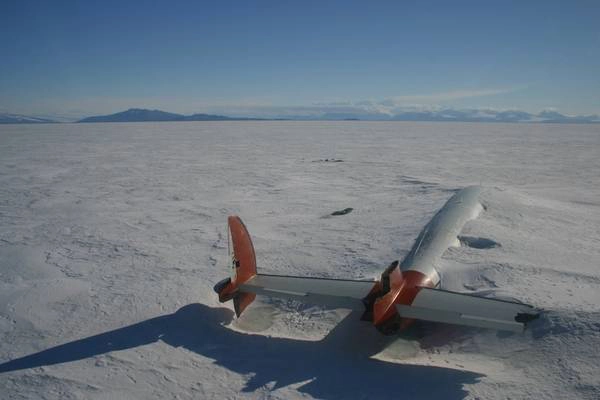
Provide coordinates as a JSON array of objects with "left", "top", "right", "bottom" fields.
[{"left": 0, "top": 121, "right": 599, "bottom": 399}]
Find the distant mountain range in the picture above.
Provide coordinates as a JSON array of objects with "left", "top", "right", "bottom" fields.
[
  {"left": 1, "top": 108, "right": 598, "bottom": 124},
  {"left": 77, "top": 108, "right": 600, "bottom": 123},
  {"left": 77, "top": 108, "right": 265, "bottom": 123},
  {"left": 317, "top": 109, "right": 600, "bottom": 123},
  {"left": 0, "top": 114, "right": 56, "bottom": 124}
]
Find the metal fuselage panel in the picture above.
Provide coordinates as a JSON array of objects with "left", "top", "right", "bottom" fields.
[{"left": 399, "top": 186, "right": 483, "bottom": 286}]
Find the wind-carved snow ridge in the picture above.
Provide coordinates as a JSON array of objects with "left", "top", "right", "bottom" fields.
[{"left": 1, "top": 121, "right": 599, "bottom": 399}]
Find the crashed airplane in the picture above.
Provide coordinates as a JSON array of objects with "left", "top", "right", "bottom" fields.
[{"left": 214, "top": 186, "right": 539, "bottom": 334}]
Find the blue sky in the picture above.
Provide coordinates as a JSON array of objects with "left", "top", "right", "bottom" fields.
[{"left": 1, "top": 0, "right": 599, "bottom": 119}]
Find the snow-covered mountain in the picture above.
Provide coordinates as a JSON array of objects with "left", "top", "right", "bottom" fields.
[
  {"left": 317, "top": 109, "right": 600, "bottom": 123},
  {"left": 5, "top": 108, "right": 599, "bottom": 124},
  {"left": 0, "top": 113, "right": 56, "bottom": 124},
  {"left": 78, "top": 108, "right": 264, "bottom": 123}
]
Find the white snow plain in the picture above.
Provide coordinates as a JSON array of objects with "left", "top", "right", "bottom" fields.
[{"left": 0, "top": 121, "right": 599, "bottom": 399}]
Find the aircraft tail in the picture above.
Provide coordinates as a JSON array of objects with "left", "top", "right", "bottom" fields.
[{"left": 213, "top": 216, "right": 257, "bottom": 316}]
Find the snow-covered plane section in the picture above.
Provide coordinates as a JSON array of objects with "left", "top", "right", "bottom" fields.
[{"left": 214, "top": 186, "right": 539, "bottom": 334}]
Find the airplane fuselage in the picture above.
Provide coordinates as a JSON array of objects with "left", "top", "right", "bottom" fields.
[{"left": 366, "top": 186, "right": 483, "bottom": 332}]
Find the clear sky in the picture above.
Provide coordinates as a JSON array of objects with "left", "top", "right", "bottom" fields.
[{"left": 1, "top": 0, "right": 599, "bottom": 119}]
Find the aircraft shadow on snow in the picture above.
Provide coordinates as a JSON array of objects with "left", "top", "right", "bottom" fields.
[{"left": 0, "top": 303, "right": 484, "bottom": 399}]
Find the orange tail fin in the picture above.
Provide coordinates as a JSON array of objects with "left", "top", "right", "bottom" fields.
[{"left": 213, "top": 216, "right": 257, "bottom": 316}]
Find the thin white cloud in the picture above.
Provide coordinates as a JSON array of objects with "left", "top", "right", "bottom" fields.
[
  {"left": 387, "top": 87, "right": 519, "bottom": 103},
  {"left": 311, "top": 87, "right": 522, "bottom": 116}
]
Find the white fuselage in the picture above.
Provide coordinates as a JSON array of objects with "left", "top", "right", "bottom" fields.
[{"left": 399, "top": 186, "right": 483, "bottom": 287}]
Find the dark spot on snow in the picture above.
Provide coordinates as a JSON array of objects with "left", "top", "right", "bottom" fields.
[
  {"left": 313, "top": 158, "right": 344, "bottom": 163},
  {"left": 331, "top": 208, "right": 353, "bottom": 216},
  {"left": 458, "top": 236, "right": 500, "bottom": 249}
]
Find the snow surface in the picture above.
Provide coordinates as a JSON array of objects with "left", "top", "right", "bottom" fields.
[{"left": 0, "top": 121, "right": 599, "bottom": 399}]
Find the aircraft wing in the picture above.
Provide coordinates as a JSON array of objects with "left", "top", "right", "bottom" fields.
[
  {"left": 241, "top": 276, "right": 536, "bottom": 332},
  {"left": 396, "top": 287, "right": 537, "bottom": 332},
  {"left": 240, "top": 274, "right": 376, "bottom": 310}
]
